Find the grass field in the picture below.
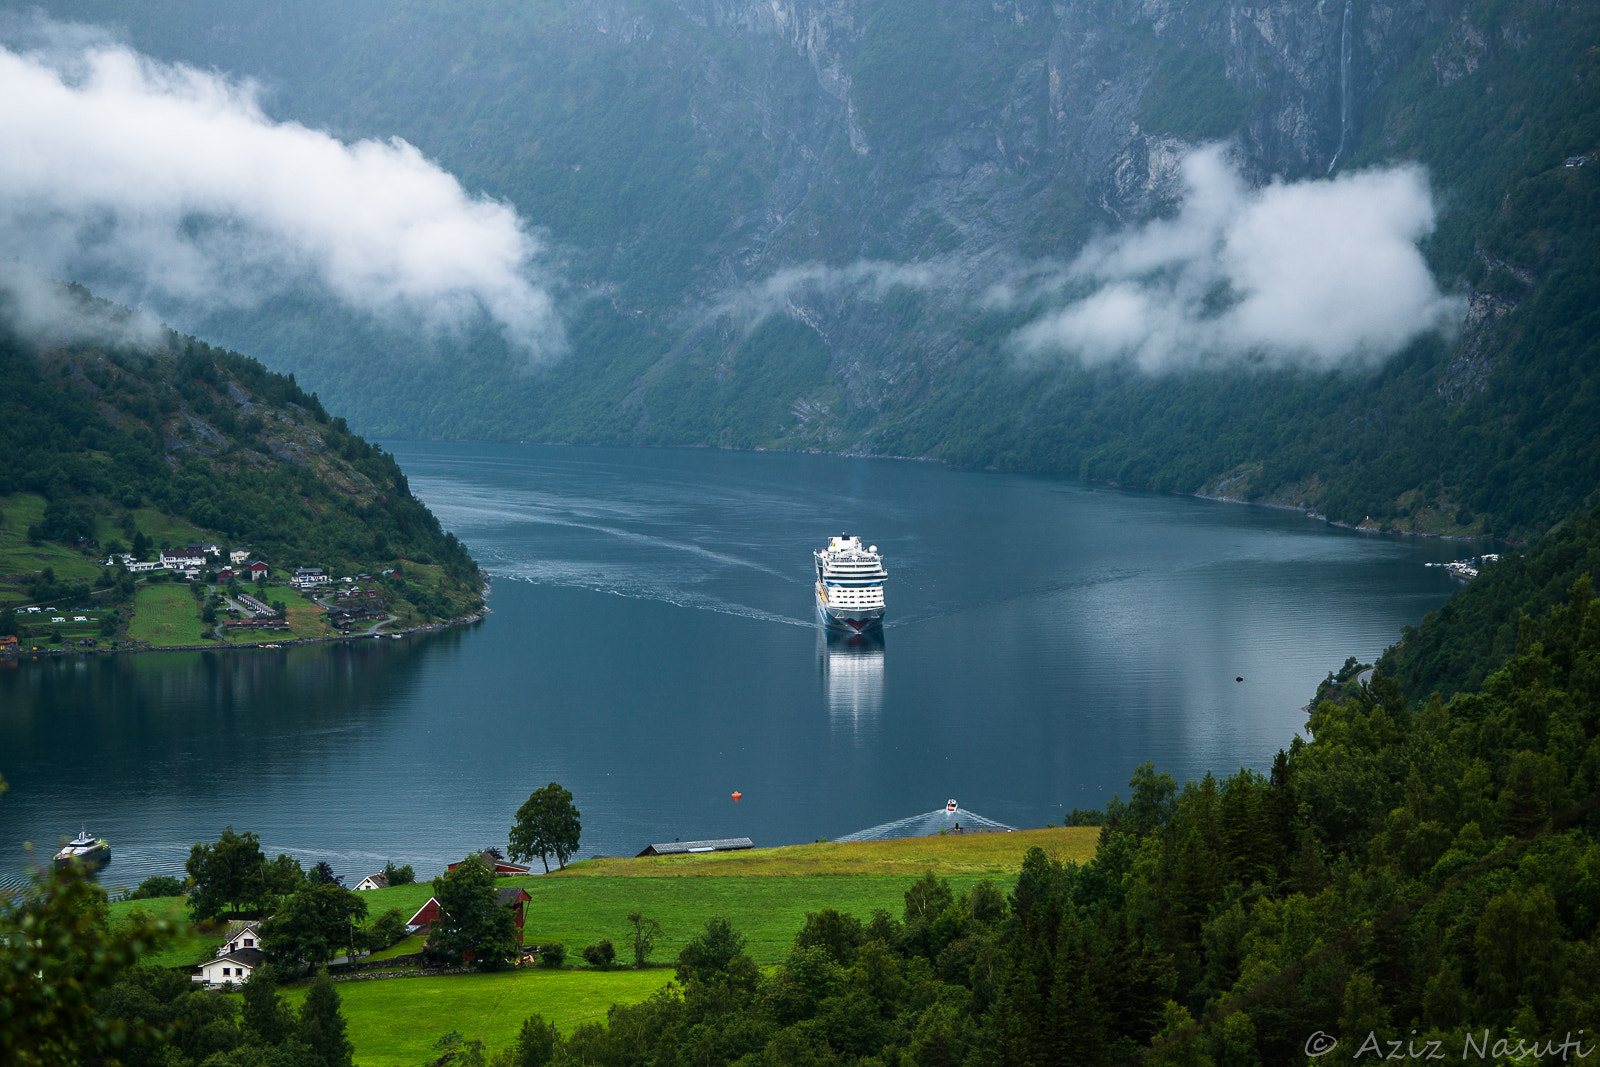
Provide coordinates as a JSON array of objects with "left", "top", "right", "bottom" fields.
[
  {"left": 120, "top": 830, "right": 1099, "bottom": 1065},
  {"left": 125, "top": 582, "right": 208, "bottom": 646},
  {"left": 278, "top": 968, "right": 674, "bottom": 1064},
  {"left": 563, "top": 827, "right": 1098, "bottom": 879},
  {"left": 105, "top": 896, "right": 228, "bottom": 969},
  {"left": 0, "top": 493, "right": 104, "bottom": 609}
]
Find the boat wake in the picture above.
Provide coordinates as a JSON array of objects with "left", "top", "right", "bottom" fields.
[
  {"left": 835, "top": 805, "right": 1015, "bottom": 842},
  {"left": 495, "top": 569, "right": 813, "bottom": 629}
]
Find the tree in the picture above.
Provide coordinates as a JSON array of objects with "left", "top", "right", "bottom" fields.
[
  {"left": 240, "top": 964, "right": 295, "bottom": 1048},
  {"left": 265, "top": 852, "right": 306, "bottom": 904},
  {"left": 508, "top": 783, "right": 582, "bottom": 873},
  {"left": 308, "top": 860, "right": 344, "bottom": 887},
  {"left": 298, "top": 968, "right": 355, "bottom": 1067},
  {"left": 426, "top": 856, "right": 518, "bottom": 970},
  {"left": 625, "top": 910, "right": 662, "bottom": 968},
  {"left": 582, "top": 940, "right": 617, "bottom": 968},
  {"left": 186, "top": 826, "right": 268, "bottom": 921},
  {"left": 381, "top": 860, "right": 416, "bottom": 886},
  {"left": 261, "top": 883, "right": 368, "bottom": 972},
  {"left": 514, "top": 1014, "right": 558, "bottom": 1067},
  {"left": 0, "top": 774, "right": 173, "bottom": 1066},
  {"left": 363, "top": 908, "right": 409, "bottom": 952}
]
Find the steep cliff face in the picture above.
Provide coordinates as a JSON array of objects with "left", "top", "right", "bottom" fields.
[{"left": 9, "top": 0, "right": 1598, "bottom": 538}]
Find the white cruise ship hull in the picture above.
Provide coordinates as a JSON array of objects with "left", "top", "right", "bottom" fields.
[{"left": 816, "top": 584, "right": 885, "bottom": 634}]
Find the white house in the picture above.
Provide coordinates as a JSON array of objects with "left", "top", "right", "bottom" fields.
[
  {"left": 160, "top": 551, "right": 206, "bottom": 569},
  {"left": 218, "top": 920, "right": 263, "bottom": 955},
  {"left": 291, "top": 568, "right": 330, "bottom": 587},
  {"left": 353, "top": 872, "right": 389, "bottom": 892},
  {"left": 194, "top": 948, "right": 264, "bottom": 987},
  {"left": 230, "top": 548, "right": 250, "bottom": 565},
  {"left": 125, "top": 561, "right": 165, "bottom": 573}
]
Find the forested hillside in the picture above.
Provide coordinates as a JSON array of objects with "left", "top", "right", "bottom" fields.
[
  {"left": 8, "top": 0, "right": 1598, "bottom": 542},
  {"left": 0, "top": 283, "right": 481, "bottom": 619}
]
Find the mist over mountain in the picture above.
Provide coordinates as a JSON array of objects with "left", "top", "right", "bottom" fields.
[{"left": 3, "top": 0, "right": 1597, "bottom": 540}]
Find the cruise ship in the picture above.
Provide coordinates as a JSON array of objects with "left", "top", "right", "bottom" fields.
[{"left": 814, "top": 533, "right": 887, "bottom": 634}]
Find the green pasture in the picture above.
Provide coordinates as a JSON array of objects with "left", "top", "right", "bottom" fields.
[
  {"left": 277, "top": 968, "right": 674, "bottom": 1065},
  {"left": 125, "top": 583, "right": 208, "bottom": 646},
  {"left": 105, "top": 896, "right": 227, "bottom": 970},
  {"left": 564, "top": 827, "right": 1097, "bottom": 880},
  {"left": 0, "top": 493, "right": 103, "bottom": 606},
  {"left": 113, "top": 830, "right": 1098, "bottom": 1066}
]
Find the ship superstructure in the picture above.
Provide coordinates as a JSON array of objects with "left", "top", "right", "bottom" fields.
[{"left": 814, "top": 533, "right": 887, "bottom": 634}]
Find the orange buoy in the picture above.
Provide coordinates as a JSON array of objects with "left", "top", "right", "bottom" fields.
[{"left": 731, "top": 791, "right": 743, "bottom": 801}]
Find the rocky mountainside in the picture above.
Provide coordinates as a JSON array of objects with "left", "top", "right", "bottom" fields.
[{"left": 11, "top": 0, "right": 1600, "bottom": 540}]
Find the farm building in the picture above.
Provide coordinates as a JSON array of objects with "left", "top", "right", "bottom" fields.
[{"left": 636, "top": 837, "right": 754, "bottom": 857}]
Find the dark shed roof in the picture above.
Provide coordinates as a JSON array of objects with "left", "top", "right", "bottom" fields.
[{"left": 636, "top": 837, "right": 754, "bottom": 857}]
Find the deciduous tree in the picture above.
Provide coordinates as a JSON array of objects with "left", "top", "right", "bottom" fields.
[
  {"left": 262, "top": 882, "right": 368, "bottom": 972},
  {"left": 508, "top": 782, "right": 582, "bottom": 873},
  {"left": 185, "top": 825, "right": 269, "bottom": 921},
  {"left": 426, "top": 856, "right": 518, "bottom": 970}
]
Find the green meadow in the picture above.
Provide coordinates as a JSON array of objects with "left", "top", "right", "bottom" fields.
[
  {"left": 117, "top": 829, "right": 1097, "bottom": 1064},
  {"left": 124, "top": 582, "right": 208, "bottom": 646},
  {"left": 280, "top": 968, "right": 674, "bottom": 1064}
]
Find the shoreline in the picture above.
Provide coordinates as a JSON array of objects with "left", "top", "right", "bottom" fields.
[
  {"left": 1191, "top": 491, "right": 1515, "bottom": 546},
  {"left": 2, "top": 574, "right": 493, "bottom": 660},
  {"left": 393, "top": 439, "right": 1515, "bottom": 548}
]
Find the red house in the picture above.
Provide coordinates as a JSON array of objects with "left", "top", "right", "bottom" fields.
[
  {"left": 405, "top": 887, "right": 532, "bottom": 944},
  {"left": 445, "top": 850, "right": 531, "bottom": 877}
]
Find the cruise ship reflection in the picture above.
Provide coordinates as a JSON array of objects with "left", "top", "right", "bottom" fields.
[{"left": 817, "top": 630, "right": 885, "bottom": 729}]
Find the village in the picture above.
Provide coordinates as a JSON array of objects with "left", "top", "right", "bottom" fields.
[{"left": 2, "top": 536, "right": 440, "bottom": 655}]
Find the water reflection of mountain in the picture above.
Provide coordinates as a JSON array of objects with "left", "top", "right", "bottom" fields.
[
  {"left": 817, "top": 630, "right": 885, "bottom": 727},
  {"left": 0, "top": 629, "right": 465, "bottom": 798}
]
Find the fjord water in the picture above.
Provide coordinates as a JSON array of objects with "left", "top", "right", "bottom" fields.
[{"left": 0, "top": 444, "right": 1469, "bottom": 884}]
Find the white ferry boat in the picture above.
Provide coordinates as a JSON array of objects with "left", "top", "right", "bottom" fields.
[{"left": 814, "top": 533, "right": 887, "bottom": 634}]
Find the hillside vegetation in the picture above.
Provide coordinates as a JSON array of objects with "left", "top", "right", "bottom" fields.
[{"left": 0, "top": 284, "right": 483, "bottom": 635}]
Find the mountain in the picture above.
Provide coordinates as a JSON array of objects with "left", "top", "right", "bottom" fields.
[
  {"left": 8, "top": 0, "right": 1599, "bottom": 541},
  {"left": 0, "top": 282, "right": 483, "bottom": 634}
]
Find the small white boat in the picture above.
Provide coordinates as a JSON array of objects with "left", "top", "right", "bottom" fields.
[
  {"left": 946, "top": 799, "right": 958, "bottom": 813},
  {"left": 54, "top": 829, "right": 111, "bottom": 868}
]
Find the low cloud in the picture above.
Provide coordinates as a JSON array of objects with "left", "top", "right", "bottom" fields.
[
  {"left": 0, "top": 21, "right": 562, "bottom": 356},
  {"left": 1012, "top": 146, "right": 1464, "bottom": 371},
  {"left": 707, "top": 259, "right": 965, "bottom": 328}
]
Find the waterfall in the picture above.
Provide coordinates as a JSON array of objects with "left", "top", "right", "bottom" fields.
[{"left": 1328, "top": 0, "right": 1353, "bottom": 173}]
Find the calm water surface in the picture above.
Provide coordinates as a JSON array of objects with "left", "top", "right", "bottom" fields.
[{"left": 0, "top": 444, "right": 1470, "bottom": 884}]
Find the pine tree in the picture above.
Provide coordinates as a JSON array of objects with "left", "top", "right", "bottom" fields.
[
  {"left": 241, "top": 964, "right": 294, "bottom": 1047},
  {"left": 298, "top": 968, "right": 354, "bottom": 1067}
]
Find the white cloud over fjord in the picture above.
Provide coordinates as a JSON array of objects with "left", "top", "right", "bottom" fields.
[
  {"left": 0, "top": 23, "right": 562, "bottom": 355},
  {"left": 1011, "top": 146, "right": 1464, "bottom": 371},
  {"left": 710, "top": 146, "right": 1462, "bottom": 375}
]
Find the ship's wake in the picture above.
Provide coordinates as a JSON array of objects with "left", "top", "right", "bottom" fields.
[{"left": 835, "top": 806, "right": 1015, "bottom": 842}]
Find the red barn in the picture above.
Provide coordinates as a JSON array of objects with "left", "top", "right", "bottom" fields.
[{"left": 405, "top": 888, "right": 532, "bottom": 945}]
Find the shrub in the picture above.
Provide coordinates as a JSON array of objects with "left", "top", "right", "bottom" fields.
[
  {"left": 581, "top": 940, "right": 616, "bottom": 968},
  {"left": 129, "top": 874, "right": 184, "bottom": 899},
  {"left": 364, "top": 908, "right": 409, "bottom": 952},
  {"left": 537, "top": 942, "right": 565, "bottom": 968}
]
